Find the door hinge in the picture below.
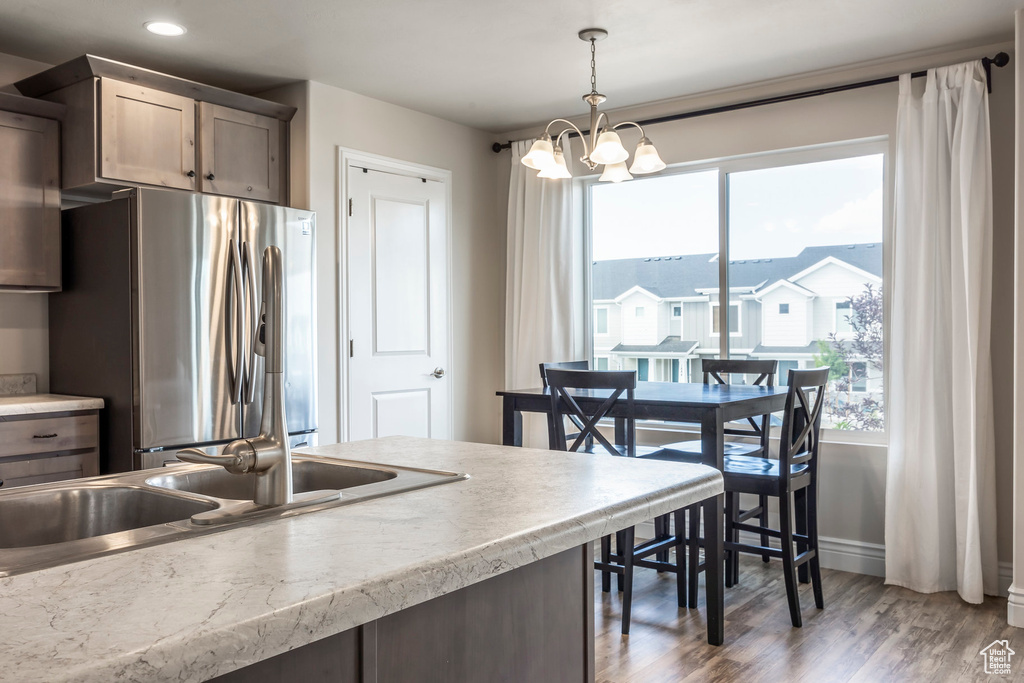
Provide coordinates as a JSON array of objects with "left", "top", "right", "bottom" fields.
[
  {"left": 348, "top": 198, "right": 353, "bottom": 216},
  {"left": 349, "top": 339, "right": 354, "bottom": 358}
]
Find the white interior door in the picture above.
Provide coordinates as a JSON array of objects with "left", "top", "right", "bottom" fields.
[{"left": 346, "top": 161, "right": 450, "bottom": 441}]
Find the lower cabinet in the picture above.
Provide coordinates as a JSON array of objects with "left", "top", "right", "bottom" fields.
[
  {"left": 208, "top": 544, "right": 596, "bottom": 683},
  {"left": 0, "top": 411, "right": 100, "bottom": 488}
]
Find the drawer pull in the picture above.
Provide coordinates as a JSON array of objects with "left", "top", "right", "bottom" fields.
[{"left": 33, "top": 433, "right": 58, "bottom": 439}]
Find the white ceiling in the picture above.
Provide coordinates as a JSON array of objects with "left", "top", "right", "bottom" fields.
[{"left": 0, "top": 0, "right": 1017, "bottom": 132}]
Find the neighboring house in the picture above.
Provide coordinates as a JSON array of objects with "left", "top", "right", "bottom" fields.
[{"left": 592, "top": 243, "right": 882, "bottom": 388}]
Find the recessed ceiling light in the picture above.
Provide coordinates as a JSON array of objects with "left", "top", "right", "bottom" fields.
[{"left": 145, "top": 21, "right": 186, "bottom": 36}]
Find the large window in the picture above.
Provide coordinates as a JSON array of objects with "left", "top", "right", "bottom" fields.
[{"left": 588, "top": 141, "right": 886, "bottom": 432}]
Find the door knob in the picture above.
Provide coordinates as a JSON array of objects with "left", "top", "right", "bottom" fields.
[
  {"left": 206, "top": 173, "right": 215, "bottom": 181},
  {"left": 432, "top": 367, "right": 446, "bottom": 379}
]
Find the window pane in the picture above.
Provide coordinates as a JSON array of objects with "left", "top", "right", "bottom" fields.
[
  {"left": 596, "top": 357, "right": 609, "bottom": 371},
  {"left": 595, "top": 307, "right": 608, "bottom": 334},
  {"left": 727, "top": 154, "right": 884, "bottom": 431},
  {"left": 590, "top": 170, "right": 719, "bottom": 381}
]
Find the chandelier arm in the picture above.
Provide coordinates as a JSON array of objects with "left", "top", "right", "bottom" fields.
[
  {"left": 545, "top": 119, "right": 589, "bottom": 156},
  {"left": 611, "top": 121, "right": 646, "bottom": 138}
]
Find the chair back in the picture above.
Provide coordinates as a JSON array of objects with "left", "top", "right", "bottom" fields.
[
  {"left": 701, "top": 358, "right": 779, "bottom": 450},
  {"left": 777, "top": 367, "right": 829, "bottom": 485},
  {"left": 539, "top": 360, "right": 590, "bottom": 387},
  {"left": 700, "top": 358, "right": 777, "bottom": 387},
  {"left": 545, "top": 369, "right": 637, "bottom": 456}
]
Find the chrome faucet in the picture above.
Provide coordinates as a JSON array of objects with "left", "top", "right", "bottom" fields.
[{"left": 178, "top": 246, "right": 293, "bottom": 507}]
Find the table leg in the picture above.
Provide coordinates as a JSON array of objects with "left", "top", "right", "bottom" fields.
[
  {"left": 701, "top": 409, "right": 726, "bottom": 645},
  {"left": 502, "top": 396, "right": 523, "bottom": 447},
  {"left": 703, "top": 492, "right": 724, "bottom": 646}
]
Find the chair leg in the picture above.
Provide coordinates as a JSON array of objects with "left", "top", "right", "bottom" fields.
[
  {"left": 621, "top": 525, "right": 635, "bottom": 635},
  {"left": 673, "top": 508, "right": 686, "bottom": 608},
  {"left": 759, "top": 494, "right": 771, "bottom": 563},
  {"left": 654, "top": 514, "right": 669, "bottom": 570},
  {"left": 725, "top": 492, "right": 739, "bottom": 588},
  {"left": 779, "top": 492, "right": 802, "bottom": 627},
  {"left": 615, "top": 530, "right": 625, "bottom": 592},
  {"left": 600, "top": 535, "right": 611, "bottom": 593},
  {"left": 688, "top": 503, "right": 700, "bottom": 608},
  {"left": 795, "top": 488, "right": 809, "bottom": 584},
  {"left": 807, "top": 484, "right": 824, "bottom": 610}
]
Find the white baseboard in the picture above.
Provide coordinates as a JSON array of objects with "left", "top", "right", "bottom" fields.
[
  {"left": 1008, "top": 584, "right": 1024, "bottom": 627},
  {"left": 635, "top": 520, "right": 1012, "bottom": 598}
]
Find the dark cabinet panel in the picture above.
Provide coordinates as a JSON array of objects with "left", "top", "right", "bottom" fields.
[
  {"left": 199, "top": 102, "right": 281, "bottom": 203},
  {"left": 0, "top": 110, "right": 60, "bottom": 290}
]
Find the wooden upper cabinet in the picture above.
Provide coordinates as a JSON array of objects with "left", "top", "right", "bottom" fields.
[
  {"left": 0, "top": 108, "right": 61, "bottom": 291},
  {"left": 98, "top": 79, "right": 196, "bottom": 191},
  {"left": 198, "top": 103, "right": 280, "bottom": 203},
  {"left": 15, "top": 57, "right": 296, "bottom": 203}
]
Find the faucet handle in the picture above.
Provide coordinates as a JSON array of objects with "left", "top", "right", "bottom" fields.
[{"left": 177, "top": 440, "right": 256, "bottom": 474}]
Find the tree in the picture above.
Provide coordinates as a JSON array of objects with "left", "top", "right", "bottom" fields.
[{"left": 812, "top": 283, "right": 884, "bottom": 431}]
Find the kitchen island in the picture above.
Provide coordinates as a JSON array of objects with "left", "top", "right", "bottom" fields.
[{"left": 0, "top": 436, "right": 722, "bottom": 682}]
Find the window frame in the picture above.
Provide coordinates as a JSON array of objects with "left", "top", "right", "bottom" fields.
[
  {"left": 709, "top": 301, "right": 742, "bottom": 337},
  {"left": 582, "top": 136, "right": 890, "bottom": 442},
  {"left": 594, "top": 306, "right": 609, "bottom": 335},
  {"left": 833, "top": 300, "right": 855, "bottom": 337}
]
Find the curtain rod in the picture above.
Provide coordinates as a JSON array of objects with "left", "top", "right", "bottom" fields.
[{"left": 490, "top": 52, "right": 1010, "bottom": 153}]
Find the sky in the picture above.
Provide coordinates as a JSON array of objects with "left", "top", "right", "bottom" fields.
[{"left": 591, "top": 154, "right": 884, "bottom": 261}]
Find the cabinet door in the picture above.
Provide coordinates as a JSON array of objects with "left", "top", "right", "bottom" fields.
[
  {"left": 0, "top": 110, "right": 60, "bottom": 290},
  {"left": 99, "top": 78, "right": 196, "bottom": 190},
  {"left": 198, "top": 102, "right": 281, "bottom": 203}
]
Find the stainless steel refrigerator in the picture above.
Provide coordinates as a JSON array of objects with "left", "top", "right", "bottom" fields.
[{"left": 49, "top": 187, "right": 317, "bottom": 472}]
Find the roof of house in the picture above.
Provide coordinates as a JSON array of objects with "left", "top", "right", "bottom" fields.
[
  {"left": 750, "top": 342, "right": 821, "bottom": 355},
  {"left": 592, "top": 243, "right": 882, "bottom": 300},
  {"left": 610, "top": 337, "right": 699, "bottom": 355}
]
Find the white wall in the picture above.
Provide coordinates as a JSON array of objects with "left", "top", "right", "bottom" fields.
[
  {"left": 495, "top": 41, "right": 1016, "bottom": 572},
  {"left": 1, "top": 52, "right": 505, "bottom": 446},
  {"left": 262, "top": 81, "right": 504, "bottom": 445}
]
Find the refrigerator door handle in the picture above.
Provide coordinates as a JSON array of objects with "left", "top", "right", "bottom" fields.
[
  {"left": 229, "top": 238, "right": 245, "bottom": 405},
  {"left": 243, "top": 241, "right": 259, "bottom": 404}
]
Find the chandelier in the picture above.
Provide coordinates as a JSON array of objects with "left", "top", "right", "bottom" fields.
[{"left": 522, "top": 28, "right": 667, "bottom": 182}]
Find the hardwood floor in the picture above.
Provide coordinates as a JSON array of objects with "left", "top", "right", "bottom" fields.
[{"left": 595, "top": 555, "right": 1020, "bottom": 682}]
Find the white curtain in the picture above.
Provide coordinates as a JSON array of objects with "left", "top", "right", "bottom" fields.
[
  {"left": 505, "top": 139, "right": 578, "bottom": 448},
  {"left": 885, "top": 61, "right": 997, "bottom": 603}
]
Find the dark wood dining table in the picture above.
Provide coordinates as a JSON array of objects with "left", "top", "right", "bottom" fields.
[{"left": 495, "top": 381, "right": 791, "bottom": 646}]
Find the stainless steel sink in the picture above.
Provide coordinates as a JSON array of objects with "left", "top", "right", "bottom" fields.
[
  {"left": 0, "top": 486, "right": 217, "bottom": 548},
  {"left": 0, "top": 455, "right": 466, "bottom": 578},
  {"left": 145, "top": 457, "right": 398, "bottom": 500}
]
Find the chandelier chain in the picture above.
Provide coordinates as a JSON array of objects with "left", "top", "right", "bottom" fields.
[{"left": 590, "top": 39, "right": 597, "bottom": 95}]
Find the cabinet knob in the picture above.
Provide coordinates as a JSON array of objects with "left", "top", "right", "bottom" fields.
[
  {"left": 206, "top": 173, "right": 215, "bottom": 181},
  {"left": 186, "top": 170, "right": 196, "bottom": 178}
]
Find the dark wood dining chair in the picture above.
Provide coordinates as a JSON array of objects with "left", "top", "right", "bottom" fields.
[
  {"left": 538, "top": 360, "right": 590, "bottom": 387},
  {"left": 654, "top": 358, "right": 779, "bottom": 601},
  {"left": 544, "top": 369, "right": 681, "bottom": 635},
  {"left": 720, "top": 367, "right": 828, "bottom": 627},
  {"left": 539, "top": 361, "right": 591, "bottom": 448}
]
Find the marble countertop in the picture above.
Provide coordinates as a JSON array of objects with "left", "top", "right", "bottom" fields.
[
  {"left": 0, "top": 436, "right": 723, "bottom": 683},
  {"left": 0, "top": 393, "right": 104, "bottom": 417}
]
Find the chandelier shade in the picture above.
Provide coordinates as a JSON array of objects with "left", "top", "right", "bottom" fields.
[
  {"left": 598, "top": 161, "right": 633, "bottom": 183},
  {"left": 589, "top": 131, "right": 629, "bottom": 165},
  {"left": 629, "top": 137, "right": 667, "bottom": 174},
  {"left": 538, "top": 146, "right": 573, "bottom": 179},
  {"left": 521, "top": 134, "right": 556, "bottom": 170},
  {"left": 520, "top": 29, "right": 666, "bottom": 183}
]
